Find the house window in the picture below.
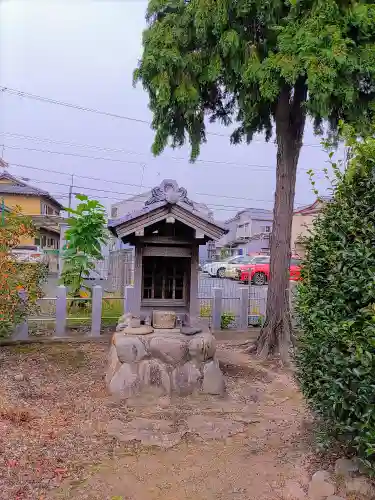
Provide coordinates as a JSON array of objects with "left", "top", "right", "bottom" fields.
[
  {"left": 111, "top": 207, "right": 118, "bottom": 218},
  {"left": 34, "top": 237, "right": 41, "bottom": 246},
  {"left": 142, "top": 257, "right": 187, "bottom": 302},
  {"left": 41, "top": 235, "right": 47, "bottom": 247},
  {"left": 261, "top": 225, "right": 271, "bottom": 233}
]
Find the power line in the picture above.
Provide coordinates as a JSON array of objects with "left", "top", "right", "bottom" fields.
[
  {"left": 0, "top": 141, "right": 326, "bottom": 177},
  {"left": 0, "top": 86, "right": 323, "bottom": 147},
  {"left": 2, "top": 131, "right": 289, "bottom": 168},
  {"left": 14, "top": 174, "right": 278, "bottom": 210},
  {"left": 6, "top": 160, "right": 311, "bottom": 205}
]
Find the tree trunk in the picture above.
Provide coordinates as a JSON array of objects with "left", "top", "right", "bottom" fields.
[{"left": 255, "top": 83, "right": 307, "bottom": 362}]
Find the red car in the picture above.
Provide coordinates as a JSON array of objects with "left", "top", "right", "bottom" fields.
[{"left": 238, "top": 256, "right": 302, "bottom": 285}]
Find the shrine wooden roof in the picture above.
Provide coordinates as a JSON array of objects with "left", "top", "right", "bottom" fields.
[{"left": 108, "top": 180, "right": 228, "bottom": 242}]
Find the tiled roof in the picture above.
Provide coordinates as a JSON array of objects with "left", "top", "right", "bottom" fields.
[
  {"left": 0, "top": 171, "right": 63, "bottom": 209},
  {"left": 225, "top": 207, "right": 273, "bottom": 224},
  {"left": 294, "top": 196, "right": 332, "bottom": 214}
]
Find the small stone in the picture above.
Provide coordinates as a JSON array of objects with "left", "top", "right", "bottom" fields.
[
  {"left": 107, "top": 418, "right": 184, "bottom": 449},
  {"left": 171, "top": 361, "right": 202, "bottom": 395},
  {"left": 116, "top": 322, "right": 127, "bottom": 332},
  {"left": 14, "top": 374, "right": 24, "bottom": 382},
  {"left": 149, "top": 335, "right": 188, "bottom": 365},
  {"left": 121, "top": 326, "right": 154, "bottom": 335},
  {"left": 188, "top": 332, "right": 216, "bottom": 362},
  {"left": 186, "top": 415, "right": 244, "bottom": 439},
  {"left": 311, "top": 471, "right": 332, "bottom": 483},
  {"left": 138, "top": 359, "right": 171, "bottom": 395},
  {"left": 108, "top": 363, "right": 139, "bottom": 398},
  {"left": 334, "top": 458, "right": 359, "bottom": 476},
  {"left": 105, "top": 345, "right": 121, "bottom": 385},
  {"left": 283, "top": 480, "right": 307, "bottom": 499},
  {"left": 118, "top": 313, "right": 132, "bottom": 325},
  {"left": 114, "top": 336, "right": 148, "bottom": 364},
  {"left": 180, "top": 326, "right": 202, "bottom": 336},
  {"left": 309, "top": 471, "right": 335, "bottom": 500},
  {"left": 202, "top": 359, "right": 225, "bottom": 395},
  {"left": 345, "top": 476, "right": 375, "bottom": 497},
  {"left": 129, "top": 317, "right": 141, "bottom": 328},
  {"left": 152, "top": 310, "right": 176, "bottom": 329}
]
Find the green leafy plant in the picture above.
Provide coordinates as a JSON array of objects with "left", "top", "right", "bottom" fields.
[
  {"left": 60, "top": 195, "right": 108, "bottom": 303},
  {"left": 200, "top": 304, "right": 212, "bottom": 318},
  {"left": 221, "top": 311, "right": 235, "bottom": 330},
  {"left": 295, "top": 134, "right": 375, "bottom": 470},
  {"left": 134, "top": 0, "right": 375, "bottom": 358},
  {"left": 0, "top": 209, "right": 47, "bottom": 337}
]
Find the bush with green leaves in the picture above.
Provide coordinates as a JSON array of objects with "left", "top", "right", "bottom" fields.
[
  {"left": 295, "top": 136, "right": 375, "bottom": 469},
  {"left": 61, "top": 195, "right": 108, "bottom": 300}
]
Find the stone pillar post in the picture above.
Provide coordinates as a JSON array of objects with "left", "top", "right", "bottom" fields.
[
  {"left": 55, "top": 285, "right": 67, "bottom": 336},
  {"left": 239, "top": 287, "right": 249, "bottom": 330},
  {"left": 189, "top": 244, "right": 199, "bottom": 321},
  {"left": 90, "top": 285, "right": 103, "bottom": 337},
  {"left": 212, "top": 287, "right": 223, "bottom": 331}
]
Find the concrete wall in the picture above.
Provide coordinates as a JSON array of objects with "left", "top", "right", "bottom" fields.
[{"left": 291, "top": 213, "right": 317, "bottom": 257}]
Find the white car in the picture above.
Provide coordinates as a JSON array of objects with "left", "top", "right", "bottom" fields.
[
  {"left": 11, "top": 245, "right": 49, "bottom": 266},
  {"left": 204, "top": 256, "right": 251, "bottom": 278}
]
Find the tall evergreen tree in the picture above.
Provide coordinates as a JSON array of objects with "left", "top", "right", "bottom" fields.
[{"left": 134, "top": 0, "right": 375, "bottom": 358}]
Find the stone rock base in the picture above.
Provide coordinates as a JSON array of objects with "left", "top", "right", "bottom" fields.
[{"left": 106, "top": 331, "right": 225, "bottom": 398}]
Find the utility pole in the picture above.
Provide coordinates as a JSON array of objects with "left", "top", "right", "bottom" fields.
[{"left": 68, "top": 174, "right": 74, "bottom": 210}]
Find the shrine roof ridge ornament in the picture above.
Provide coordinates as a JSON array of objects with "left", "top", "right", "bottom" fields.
[
  {"left": 107, "top": 179, "right": 229, "bottom": 240},
  {"left": 145, "top": 180, "right": 193, "bottom": 207}
]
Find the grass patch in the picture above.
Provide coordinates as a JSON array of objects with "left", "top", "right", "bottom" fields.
[
  {"left": 67, "top": 295, "right": 123, "bottom": 328},
  {"left": 45, "top": 345, "right": 88, "bottom": 368}
]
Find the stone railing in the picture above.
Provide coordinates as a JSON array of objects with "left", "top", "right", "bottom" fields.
[{"left": 5, "top": 283, "right": 297, "bottom": 342}]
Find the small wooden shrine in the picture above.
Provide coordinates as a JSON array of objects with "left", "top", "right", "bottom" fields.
[{"left": 108, "top": 180, "right": 227, "bottom": 325}]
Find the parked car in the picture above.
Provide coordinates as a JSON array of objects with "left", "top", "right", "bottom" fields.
[
  {"left": 225, "top": 254, "right": 271, "bottom": 279},
  {"left": 204, "top": 255, "right": 256, "bottom": 278},
  {"left": 10, "top": 245, "right": 49, "bottom": 267},
  {"left": 238, "top": 256, "right": 302, "bottom": 285}
]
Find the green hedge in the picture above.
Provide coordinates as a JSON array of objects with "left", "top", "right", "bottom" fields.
[{"left": 295, "top": 138, "right": 375, "bottom": 469}]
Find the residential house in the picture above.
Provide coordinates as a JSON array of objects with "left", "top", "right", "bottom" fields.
[
  {"left": 214, "top": 208, "right": 273, "bottom": 258},
  {"left": 291, "top": 196, "right": 331, "bottom": 257},
  {"left": 0, "top": 171, "right": 64, "bottom": 249}
]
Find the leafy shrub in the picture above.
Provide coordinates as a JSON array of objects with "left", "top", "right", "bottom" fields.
[
  {"left": 295, "top": 136, "right": 375, "bottom": 469},
  {"left": 61, "top": 195, "right": 107, "bottom": 299},
  {"left": 0, "top": 209, "right": 47, "bottom": 337},
  {"left": 200, "top": 304, "right": 212, "bottom": 318},
  {"left": 221, "top": 311, "right": 235, "bottom": 329}
]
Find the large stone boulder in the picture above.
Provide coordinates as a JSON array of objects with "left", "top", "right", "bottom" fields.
[
  {"left": 138, "top": 359, "right": 171, "bottom": 396},
  {"left": 114, "top": 335, "right": 148, "bottom": 364},
  {"left": 171, "top": 361, "right": 202, "bottom": 395},
  {"left": 106, "top": 324, "right": 225, "bottom": 399},
  {"left": 149, "top": 335, "right": 188, "bottom": 365},
  {"left": 108, "top": 363, "right": 139, "bottom": 398},
  {"left": 202, "top": 359, "right": 225, "bottom": 395},
  {"left": 188, "top": 333, "right": 216, "bottom": 362}
]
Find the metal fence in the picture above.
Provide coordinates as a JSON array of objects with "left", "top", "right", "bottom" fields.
[{"left": 198, "top": 274, "right": 267, "bottom": 329}]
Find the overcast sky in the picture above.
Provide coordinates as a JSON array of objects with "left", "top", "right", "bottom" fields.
[{"left": 0, "top": 0, "right": 338, "bottom": 220}]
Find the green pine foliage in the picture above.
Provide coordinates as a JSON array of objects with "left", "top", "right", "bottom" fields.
[
  {"left": 134, "top": 0, "right": 375, "bottom": 160},
  {"left": 295, "top": 136, "right": 375, "bottom": 469},
  {"left": 135, "top": 0, "right": 375, "bottom": 356}
]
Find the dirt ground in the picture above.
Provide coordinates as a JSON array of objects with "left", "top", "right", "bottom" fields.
[{"left": 0, "top": 340, "right": 321, "bottom": 500}]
